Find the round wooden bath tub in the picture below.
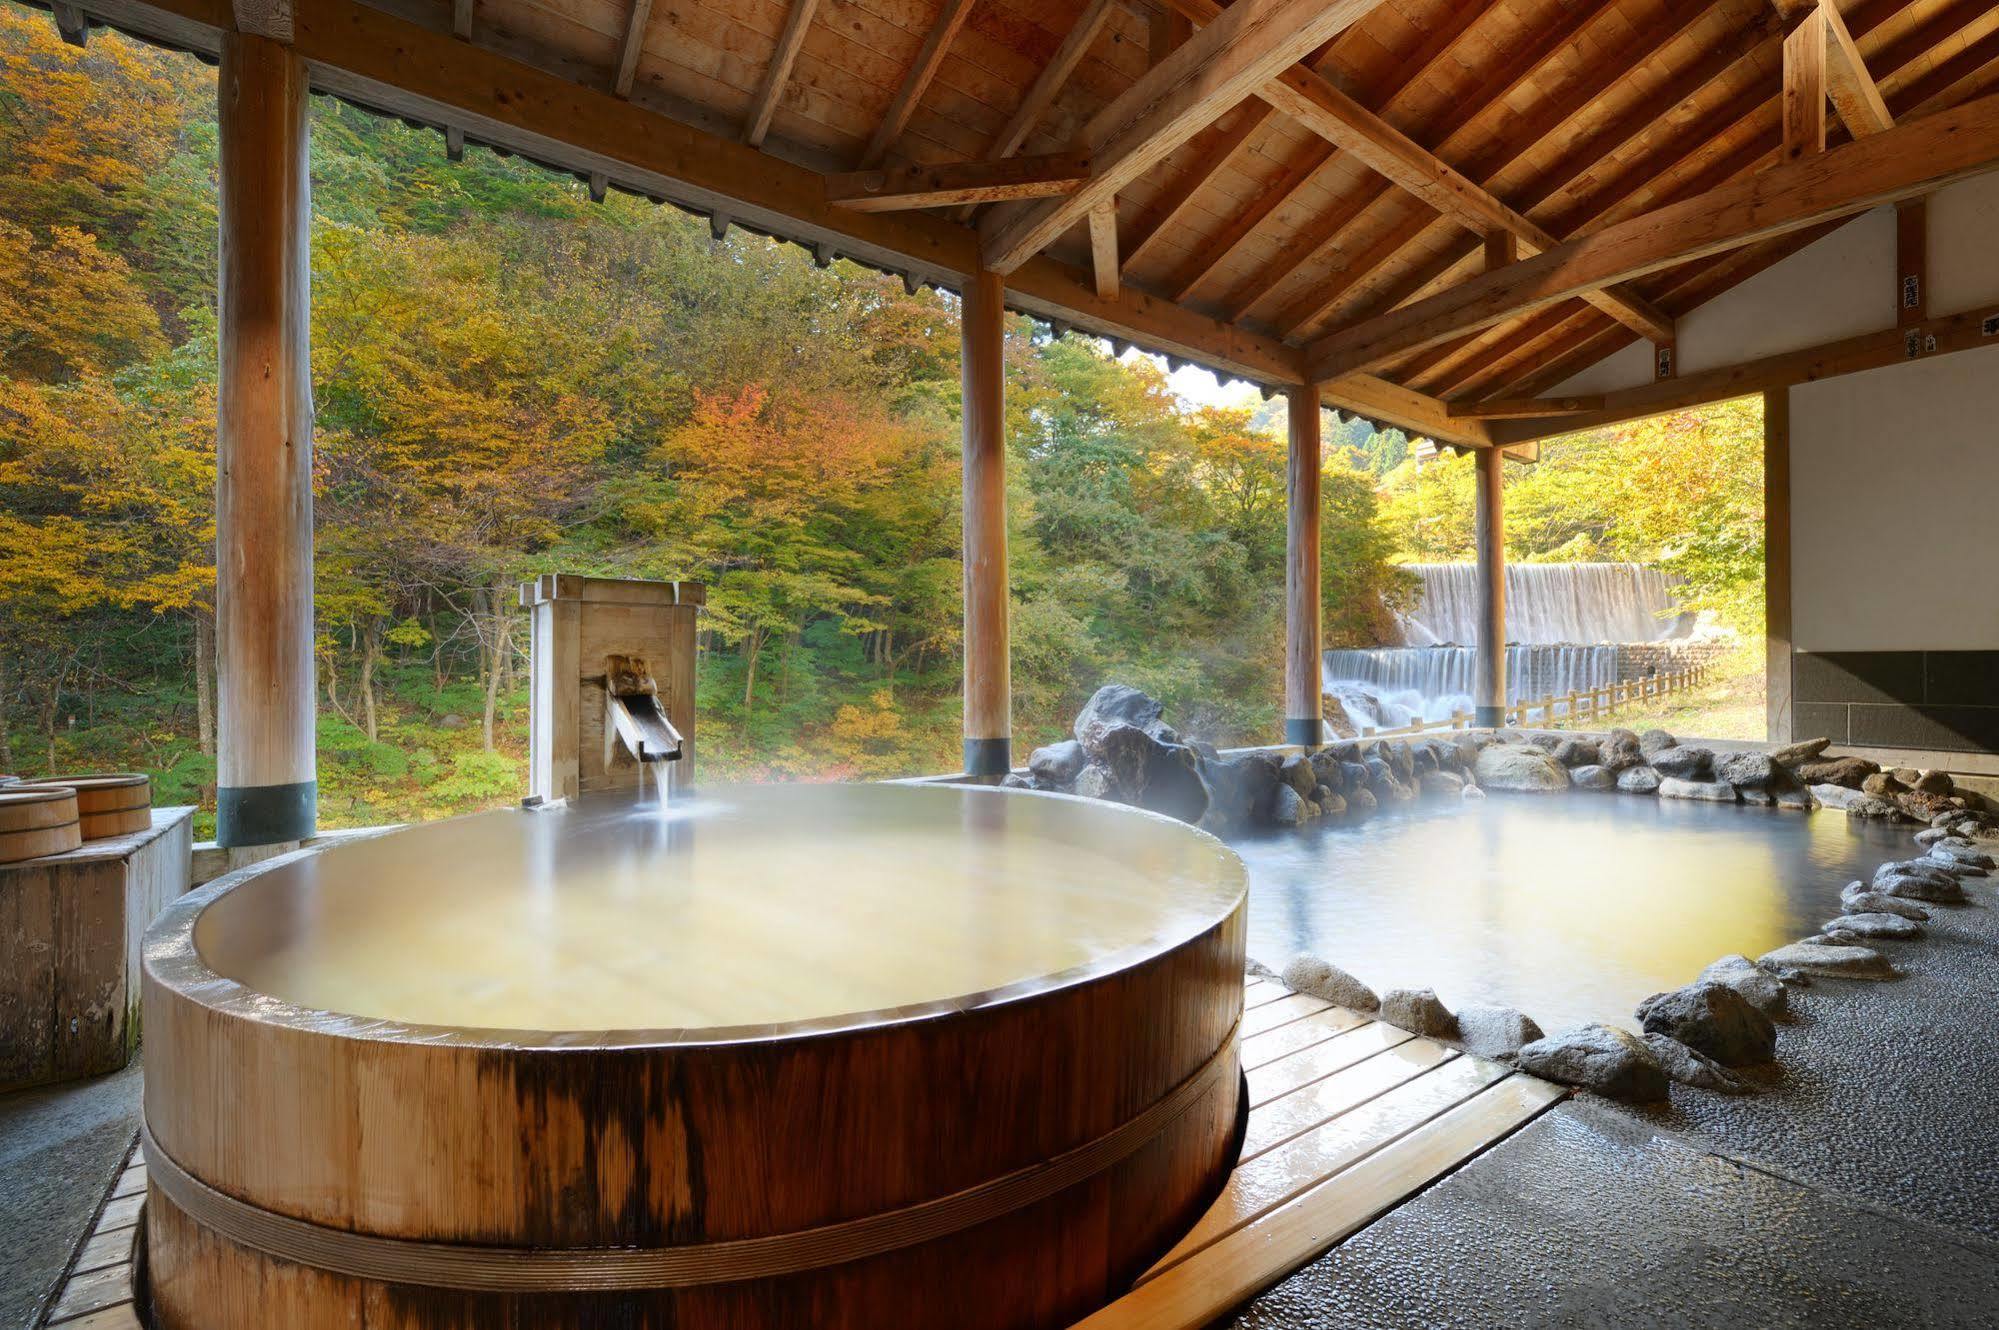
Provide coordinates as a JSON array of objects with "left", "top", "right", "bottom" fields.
[{"left": 142, "top": 783, "right": 1247, "bottom": 1329}]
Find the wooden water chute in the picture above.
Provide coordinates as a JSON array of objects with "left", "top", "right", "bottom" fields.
[
  {"left": 139, "top": 782, "right": 1248, "bottom": 1329},
  {"left": 521, "top": 575, "right": 703, "bottom": 805}
]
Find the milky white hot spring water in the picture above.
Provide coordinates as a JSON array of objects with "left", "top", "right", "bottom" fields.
[{"left": 195, "top": 783, "right": 1242, "bottom": 1032}]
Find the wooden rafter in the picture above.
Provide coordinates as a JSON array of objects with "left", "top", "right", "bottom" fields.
[
  {"left": 1449, "top": 394, "right": 1602, "bottom": 420},
  {"left": 612, "top": 0, "right": 651, "bottom": 99},
  {"left": 1089, "top": 201, "right": 1119, "bottom": 300},
  {"left": 1487, "top": 300, "right": 1999, "bottom": 442},
  {"left": 1822, "top": 0, "right": 1895, "bottom": 135},
  {"left": 1120, "top": 104, "right": 1277, "bottom": 275},
  {"left": 743, "top": 0, "right": 820, "bottom": 147},
  {"left": 974, "top": 0, "right": 1116, "bottom": 164},
  {"left": 1166, "top": 142, "right": 1337, "bottom": 303},
  {"left": 1159, "top": 0, "right": 1673, "bottom": 344},
  {"left": 1437, "top": 0, "right": 1972, "bottom": 400},
  {"left": 1784, "top": 8, "right": 1829, "bottom": 161},
  {"left": 827, "top": 153, "right": 1091, "bottom": 211},
  {"left": 978, "top": 0, "right": 1388, "bottom": 274},
  {"left": 1307, "top": 90, "right": 1999, "bottom": 382},
  {"left": 860, "top": 0, "right": 978, "bottom": 170},
  {"left": 1398, "top": 0, "right": 1924, "bottom": 399}
]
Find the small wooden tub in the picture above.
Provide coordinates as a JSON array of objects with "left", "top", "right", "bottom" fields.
[
  {"left": 53, "top": 773, "right": 153, "bottom": 840},
  {"left": 143, "top": 783, "right": 1247, "bottom": 1329},
  {"left": 0, "top": 786, "right": 83, "bottom": 863}
]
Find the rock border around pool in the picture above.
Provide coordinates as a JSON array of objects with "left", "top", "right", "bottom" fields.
[{"left": 1007, "top": 684, "right": 1995, "bottom": 843}]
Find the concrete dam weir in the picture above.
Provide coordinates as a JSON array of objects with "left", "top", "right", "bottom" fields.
[{"left": 1325, "top": 563, "right": 1709, "bottom": 730}]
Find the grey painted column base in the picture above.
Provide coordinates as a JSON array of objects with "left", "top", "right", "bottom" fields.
[
  {"left": 963, "top": 737, "right": 1013, "bottom": 778},
  {"left": 217, "top": 780, "right": 317, "bottom": 848},
  {"left": 1475, "top": 706, "right": 1507, "bottom": 728},
  {"left": 1285, "top": 717, "right": 1323, "bottom": 748}
]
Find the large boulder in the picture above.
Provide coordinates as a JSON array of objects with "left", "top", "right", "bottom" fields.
[
  {"left": 1080, "top": 722, "right": 1210, "bottom": 823},
  {"left": 1280, "top": 955, "right": 1379, "bottom": 1012},
  {"left": 1872, "top": 859, "right": 1968, "bottom": 902},
  {"left": 1845, "top": 796, "right": 1909, "bottom": 822},
  {"left": 1636, "top": 981, "right": 1776, "bottom": 1066},
  {"left": 1839, "top": 884, "right": 1930, "bottom": 921},
  {"left": 1472, "top": 744, "right": 1570, "bottom": 793},
  {"left": 1455, "top": 1005, "right": 1543, "bottom": 1059},
  {"left": 1757, "top": 941, "right": 1897, "bottom": 980},
  {"left": 1658, "top": 776, "right": 1737, "bottom": 803},
  {"left": 1912, "top": 769, "right": 1956, "bottom": 795},
  {"left": 1861, "top": 771, "right": 1909, "bottom": 798},
  {"left": 1697, "top": 954, "right": 1788, "bottom": 1018},
  {"left": 1638, "top": 728, "right": 1678, "bottom": 758},
  {"left": 1714, "top": 750, "right": 1778, "bottom": 789},
  {"left": 1516, "top": 1024, "right": 1669, "bottom": 1103},
  {"left": 1198, "top": 751, "right": 1282, "bottom": 834},
  {"left": 1797, "top": 755, "right": 1879, "bottom": 789},
  {"left": 1268, "top": 783, "right": 1306, "bottom": 826},
  {"left": 1073, "top": 764, "right": 1115, "bottom": 799},
  {"left": 1279, "top": 753, "right": 1318, "bottom": 799},
  {"left": 1570, "top": 764, "right": 1617, "bottom": 791},
  {"left": 1651, "top": 745, "right": 1715, "bottom": 780},
  {"left": 1769, "top": 736, "right": 1832, "bottom": 767},
  {"left": 1027, "top": 739, "right": 1087, "bottom": 786},
  {"left": 1927, "top": 840, "right": 1995, "bottom": 870},
  {"left": 1073, "top": 683, "right": 1174, "bottom": 747},
  {"left": 1380, "top": 988, "right": 1457, "bottom": 1038},
  {"left": 1643, "top": 1034, "right": 1755, "bottom": 1095},
  {"left": 1616, "top": 766, "right": 1663, "bottom": 795},
  {"left": 1553, "top": 738, "right": 1601, "bottom": 769},
  {"left": 1823, "top": 912, "right": 1922, "bottom": 939},
  {"left": 1418, "top": 769, "right": 1465, "bottom": 798},
  {"left": 1346, "top": 785, "right": 1379, "bottom": 816}
]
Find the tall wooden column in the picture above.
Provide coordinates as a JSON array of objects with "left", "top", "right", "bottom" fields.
[
  {"left": 1763, "top": 388, "right": 1793, "bottom": 742},
  {"left": 1473, "top": 445, "right": 1507, "bottom": 728},
  {"left": 215, "top": 31, "right": 316, "bottom": 847},
  {"left": 1284, "top": 386, "right": 1322, "bottom": 748},
  {"left": 960, "top": 269, "right": 1011, "bottom": 777}
]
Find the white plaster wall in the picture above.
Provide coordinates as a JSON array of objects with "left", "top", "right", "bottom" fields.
[
  {"left": 1551, "top": 172, "right": 1999, "bottom": 398},
  {"left": 1790, "top": 343, "right": 1999, "bottom": 652}
]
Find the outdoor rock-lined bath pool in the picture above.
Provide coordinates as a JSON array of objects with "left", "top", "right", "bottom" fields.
[{"left": 1234, "top": 794, "right": 1913, "bottom": 1033}]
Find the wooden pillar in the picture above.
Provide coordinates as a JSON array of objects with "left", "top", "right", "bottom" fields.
[
  {"left": 1473, "top": 445, "right": 1507, "bottom": 728},
  {"left": 1764, "top": 387, "right": 1793, "bottom": 743},
  {"left": 1283, "top": 386, "right": 1322, "bottom": 747},
  {"left": 960, "top": 269, "right": 1010, "bottom": 777},
  {"left": 215, "top": 32, "right": 316, "bottom": 848}
]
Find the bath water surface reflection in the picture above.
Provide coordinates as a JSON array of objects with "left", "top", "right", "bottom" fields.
[{"left": 1233, "top": 795, "right": 1913, "bottom": 1032}]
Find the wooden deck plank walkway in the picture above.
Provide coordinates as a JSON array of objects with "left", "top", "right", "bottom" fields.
[{"left": 1073, "top": 980, "right": 1566, "bottom": 1330}]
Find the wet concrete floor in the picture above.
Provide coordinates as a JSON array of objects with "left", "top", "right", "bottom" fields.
[{"left": 0, "top": 1057, "right": 141, "bottom": 1329}]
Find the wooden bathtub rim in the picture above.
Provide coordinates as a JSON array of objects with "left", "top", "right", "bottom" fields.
[{"left": 142, "top": 784, "right": 1249, "bottom": 1051}]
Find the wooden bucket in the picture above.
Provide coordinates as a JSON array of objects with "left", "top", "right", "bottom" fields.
[
  {"left": 0, "top": 787, "right": 84, "bottom": 863},
  {"left": 51, "top": 774, "right": 153, "bottom": 840}
]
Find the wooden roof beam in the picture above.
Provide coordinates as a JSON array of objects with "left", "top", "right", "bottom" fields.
[
  {"left": 1448, "top": 395, "right": 1603, "bottom": 420},
  {"left": 1089, "top": 201, "right": 1119, "bottom": 300},
  {"left": 1307, "top": 91, "right": 1999, "bottom": 382},
  {"left": 1166, "top": 141, "right": 1337, "bottom": 302},
  {"left": 1119, "top": 103, "right": 1277, "bottom": 275},
  {"left": 611, "top": 0, "right": 651, "bottom": 99},
  {"left": 978, "top": 0, "right": 1389, "bottom": 274},
  {"left": 1159, "top": 0, "right": 1673, "bottom": 344},
  {"left": 1487, "top": 299, "right": 1999, "bottom": 443},
  {"left": 859, "top": 0, "right": 978, "bottom": 169},
  {"left": 1435, "top": 0, "right": 1966, "bottom": 399},
  {"left": 1821, "top": 0, "right": 1894, "bottom": 135},
  {"left": 828, "top": 153, "right": 1091, "bottom": 211},
  {"left": 952, "top": 0, "right": 1118, "bottom": 219},
  {"left": 1318, "top": 374, "right": 1495, "bottom": 452},
  {"left": 743, "top": 0, "right": 820, "bottom": 147},
  {"left": 1784, "top": 8, "right": 1828, "bottom": 162}
]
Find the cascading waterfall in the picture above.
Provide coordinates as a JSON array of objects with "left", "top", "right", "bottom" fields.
[
  {"left": 1396, "top": 563, "right": 1692, "bottom": 646},
  {"left": 1322, "top": 563, "right": 1693, "bottom": 733}
]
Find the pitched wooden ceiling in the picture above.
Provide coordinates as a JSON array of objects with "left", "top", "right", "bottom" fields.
[
  {"left": 70, "top": 0, "right": 1999, "bottom": 440},
  {"left": 478, "top": 0, "right": 1996, "bottom": 401}
]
